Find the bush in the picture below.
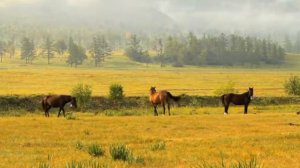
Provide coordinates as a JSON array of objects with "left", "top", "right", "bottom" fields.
[
  {"left": 71, "top": 83, "right": 92, "bottom": 109},
  {"left": 87, "top": 144, "right": 105, "bottom": 157},
  {"left": 110, "top": 144, "right": 132, "bottom": 161},
  {"left": 284, "top": 75, "right": 300, "bottom": 96},
  {"left": 109, "top": 84, "right": 124, "bottom": 100},
  {"left": 214, "top": 80, "right": 238, "bottom": 96}
]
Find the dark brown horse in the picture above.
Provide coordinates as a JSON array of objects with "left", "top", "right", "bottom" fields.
[
  {"left": 149, "top": 87, "right": 181, "bottom": 116},
  {"left": 42, "top": 95, "right": 77, "bottom": 117},
  {"left": 221, "top": 88, "right": 254, "bottom": 114}
]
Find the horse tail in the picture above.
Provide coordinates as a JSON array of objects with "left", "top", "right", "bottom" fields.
[
  {"left": 221, "top": 94, "right": 226, "bottom": 106},
  {"left": 167, "top": 92, "right": 181, "bottom": 102}
]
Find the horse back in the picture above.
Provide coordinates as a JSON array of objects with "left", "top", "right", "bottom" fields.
[
  {"left": 45, "top": 95, "right": 71, "bottom": 107},
  {"left": 224, "top": 93, "right": 250, "bottom": 105},
  {"left": 150, "top": 91, "right": 168, "bottom": 104}
]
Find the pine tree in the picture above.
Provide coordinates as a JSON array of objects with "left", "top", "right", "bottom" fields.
[
  {"left": 155, "top": 38, "right": 164, "bottom": 67},
  {"left": 7, "top": 39, "right": 15, "bottom": 58},
  {"left": 42, "top": 36, "right": 55, "bottom": 64},
  {"left": 54, "top": 39, "right": 67, "bottom": 56},
  {"left": 90, "top": 35, "right": 111, "bottom": 67},
  {"left": 125, "top": 34, "right": 151, "bottom": 63},
  {"left": 21, "top": 37, "right": 35, "bottom": 64},
  {"left": 0, "top": 41, "right": 6, "bottom": 62},
  {"left": 67, "top": 37, "right": 87, "bottom": 67},
  {"left": 284, "top": 35, "right": 293, "bottom": 52},
  {"left": 295, "top": 32, "right": 300, "bottom": 53}
]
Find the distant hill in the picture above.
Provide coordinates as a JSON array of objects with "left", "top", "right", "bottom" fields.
[{"left": 0, "top": 1, "right": 178, "bottom": 32}]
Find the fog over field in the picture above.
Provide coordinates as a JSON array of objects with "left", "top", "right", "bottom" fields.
[{"left": 0, "top": 0, "right": 299, "bottom": 34}]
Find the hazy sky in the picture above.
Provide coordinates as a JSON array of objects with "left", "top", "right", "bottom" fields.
[{"left": 0, "top": 0, "right": 299, "bottom": 33}]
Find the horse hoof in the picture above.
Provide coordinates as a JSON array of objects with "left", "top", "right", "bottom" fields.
[{"left": 224, "top": 113, "right": 228, "bottom": 115}]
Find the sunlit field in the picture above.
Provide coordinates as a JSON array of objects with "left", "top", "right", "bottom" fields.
[
  {"left": 1, "top": 51, "right": 300, "bottom": 97},
  {"left": 1, "top": 52, "right": 300, "bottom": 168},
  {"left": 0, "top": 111, "right": 299, "bottom": 168}
]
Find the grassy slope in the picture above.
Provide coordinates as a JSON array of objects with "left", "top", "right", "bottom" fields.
[
  {"left": 1, "top": 52, "right": 300, "bottom": 97},
  {"left": 0, "top": 112, "right": 299, "bottom": 168}
]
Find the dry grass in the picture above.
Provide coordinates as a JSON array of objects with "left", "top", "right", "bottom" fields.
[
  {"left": 1, "top": 52, "right": 300, "bottom": 167},
  {"left": 1, "top": 50, "right": 300, "bottom": 97},
  {"left": 1, "top": 67, "right": 299, "bottom": 97},
  {"left": 0, "top": 112, "right": 299, "bottom": 168}
]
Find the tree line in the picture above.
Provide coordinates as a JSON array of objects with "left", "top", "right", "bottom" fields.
[
  {"left": 284, "top": 33, "right": 300, "bottom": 53},
  {"left": 0, "top": 35, "right": 111, "bottom": 67},
  {"left": 126, "top": 33, "right": 285, "bottom": 66},
  {"left": 0, "top": 24, "right": 289, "bottom": 67}
]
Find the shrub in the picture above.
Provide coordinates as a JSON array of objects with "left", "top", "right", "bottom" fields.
[
  {"left": 284, "top": 75, "right": 300, "bottom": 96},
  {"left": 109, "top": 84, "right": 124, "bottom": 100},
  {"left": 110, "top": 144, "right": 132, "bottom": 161},
  {"left": 214, "top": 80, "right": 238, "bottom": 96},
  {"left": 87, "top": 144, "right": 105, "bottom": 157},
  {"left": 71, "top": 83, "right": 92, "bottom": 109}
]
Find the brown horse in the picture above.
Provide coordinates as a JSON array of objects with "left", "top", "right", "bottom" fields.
[
  {"left": 41, "top": 95, "right": 77, "bottom": 117},
  {"left": 221, "top": 87, "right": 254, "bottom": 114},
  {"left": 149, "top": 87, "right": 181, "bottom": 116}
]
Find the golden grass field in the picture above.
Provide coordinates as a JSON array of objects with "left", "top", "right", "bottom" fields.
[
  {"left": 0, "top": 52, "right": 300, "bottom": 167},
  {"left": 0, "top": 111, "right": 299, "bottom": 168},
  {"left": 0, "top": 51, "right": 299, "bottom": 97},
  {"left": 1, "top": 65, "right": 300, "bottom": 97}
]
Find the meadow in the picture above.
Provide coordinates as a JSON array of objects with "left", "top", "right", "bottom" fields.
[
  {"left": 1, "top": 52, "right": 300, "bottom": 97},
  {"left": 0, "top": 52, "right": 300, "bottom": 167},
  {"left": 0, "top": 111, "right": 299, "bottom": 168}
]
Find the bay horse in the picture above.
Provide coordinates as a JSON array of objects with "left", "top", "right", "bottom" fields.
[
  {"left": 221, "top": 87, "right": 254, "bottom": 114},
  {"left": 149, "top": 87, "right": 181, "bottom": 116},
  {"left": 41, "top": 95, "right": 77, "bottom": 117}
]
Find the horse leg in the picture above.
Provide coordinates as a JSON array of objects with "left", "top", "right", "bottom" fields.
[
  {"left": 244, "top": 105, "right": 248, "bottom": 114},
  {"left": 62, "top": 108, "right": 66, "bottom": 117},
  {"left": 162, "top": 103, "right": 166, "bottom": 115},
  {"left": 57, "top": 108, "right": 61, "bottom": 117},
  {"left": 45, "top": 106, "right": 51, "bottom": 117},
  {"left": 167, "top": 103, "right": 171, "bottom": 116},
  {"left": 153, "top": 105, "right": 158, "bottom": 116},
  {"left": 224, "top": 105, "right": 229, "bottom": 115}
]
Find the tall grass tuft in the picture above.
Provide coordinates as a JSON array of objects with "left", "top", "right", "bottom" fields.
[
  {"left": 65, "top": 160, "right": 107, "bottom": 168},
  {"left": 87, "top": 144, "right": 105, "bottom": 157},
  {"left": 198, "top": 156, "right": 262, "bottom": 168},
  {"left": 75, "top": 141, "right": 84, "bottom": 151},
  {"left": 38, "top": 162, "right": 51, "bottom": 168},
  {"left": 150, "top": 141, "right": 166, "bottom": 151},
  {"left": 66, "top": 160, "right": 84, "bottom": 168},
  {"left": 110, "top": 144, "right": 132, "bottom": 161}
]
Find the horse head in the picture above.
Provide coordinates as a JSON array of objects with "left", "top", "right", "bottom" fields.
[
  {"left": 150, "top": 86, "right": 156, "bottom": 94},
  {"left": 70, "top": 97, "right": 77, "bottom": 108},
  {"left": 248, "top": 87, "right": 254, "bottom": 99}
]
